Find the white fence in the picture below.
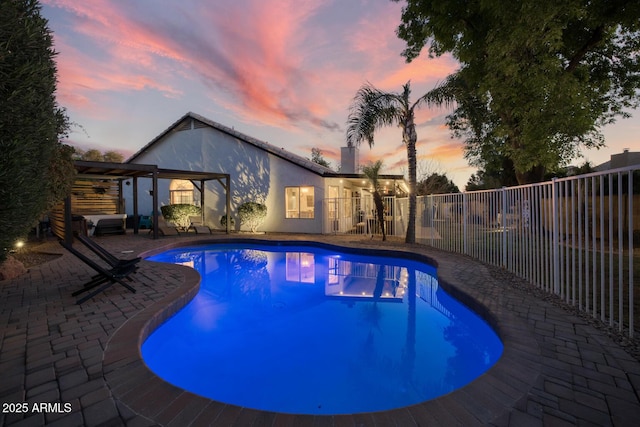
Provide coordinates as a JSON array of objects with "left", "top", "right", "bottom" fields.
[
  {"left": 323, "top": 195, "right": 403, "bottom": 236},
  {"left": 323, "top": 165, "right": 638, "bottom": 337}
]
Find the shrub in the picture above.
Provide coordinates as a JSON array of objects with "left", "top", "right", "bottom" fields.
[
  {"left": 1, "top": 0, "right": 73, "bottom": 262},
  {"left": 160, "top": 204, "right": 201, "bottom": 229},
  {"left": 220, "top": 214, "right": 235, "bottom": 229},
  {"left": 238, "top": 202, "right": 267, "bottom": 233}
]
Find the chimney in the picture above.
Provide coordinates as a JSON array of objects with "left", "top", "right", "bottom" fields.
[{"left": 340, "top": 146, "right": 359, "bottom": 174}]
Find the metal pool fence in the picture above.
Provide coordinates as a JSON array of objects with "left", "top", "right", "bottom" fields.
[{"left": 323, "top": 165, "right": 638, "bottom": 337}]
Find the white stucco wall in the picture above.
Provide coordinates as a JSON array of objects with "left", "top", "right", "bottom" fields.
[{"left": 123, "top": 126, "right": 326, "bottom": 233}]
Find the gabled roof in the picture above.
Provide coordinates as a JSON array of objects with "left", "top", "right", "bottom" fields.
[{"left": 126, "top": 112, "right": 337, "bottom": 176}]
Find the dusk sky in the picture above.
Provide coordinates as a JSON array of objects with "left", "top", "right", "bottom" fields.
[{"left": 41, "top": 0, "right": 639, "bottom": 189}]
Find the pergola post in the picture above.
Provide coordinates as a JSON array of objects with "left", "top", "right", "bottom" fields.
[
  {"left": 200, "top": 180, "right": 205, "bottom": 224},
  {"left": 152, "top": 170, "right": 159, "bottom": 240},
  {"left": 117, "top": 179, "right": 125, "bottom": 214},
  {"left": 226, "top": 175, "right": 231, "bottom": 234},
  {"left": 64, "top": 196, "right": 73, "bottom": 245},
  {"left": 132, "top": 177, "right": 139, "bottom": 234}
]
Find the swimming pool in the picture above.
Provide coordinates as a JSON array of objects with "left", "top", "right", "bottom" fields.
[{"left": 142, "top": 242, "right": 503, "bottom": 415}]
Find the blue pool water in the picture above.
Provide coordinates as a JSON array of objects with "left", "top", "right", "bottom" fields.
[{"left": 142, "top": 243, "right": 503, "bottom": 415}]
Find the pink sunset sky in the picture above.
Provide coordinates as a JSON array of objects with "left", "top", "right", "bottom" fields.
[{"left": 41, "top": 0, "right": 639, "bottom": 189}]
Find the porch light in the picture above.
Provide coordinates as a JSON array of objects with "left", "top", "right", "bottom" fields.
[{"left": 15, "top": 240, "right": 25, "bottom": 249}]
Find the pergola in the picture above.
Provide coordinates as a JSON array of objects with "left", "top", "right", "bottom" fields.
[{"left": 62, "top": 161, "right": 231, "bottom": 244}]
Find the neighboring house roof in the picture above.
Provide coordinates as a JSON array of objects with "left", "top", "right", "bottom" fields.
[
  {"left": 594, "top": 161, "right": 611, "bottom": 172},
  {"left": 127, "top": 112, "right": 337, "bottom": 177},
  {"left": 594, "top": 149, "right": 640, "bottom": 171}
]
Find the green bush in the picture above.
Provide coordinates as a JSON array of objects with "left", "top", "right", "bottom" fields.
[
  {"left": 1, "top": 0, "right": 73, "bottom": 262},
  {"left": 238, "top": 202, "right": 267, "bottom": 233},
  {"left": 220, "top": 214, "right": 235, "bottom": 229},
  {"left": 160, "top": 204, "right": 201, "bottom": 229}
]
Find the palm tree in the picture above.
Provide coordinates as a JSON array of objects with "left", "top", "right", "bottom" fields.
[
  {"left": 361, "top": 160, "right": 387, "bottom": 241},
  {"left": 347, "top": 81, "right": 450, "bottom": 243}
]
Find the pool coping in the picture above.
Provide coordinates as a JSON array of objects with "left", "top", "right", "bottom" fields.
[{"left": 103, "top": 237, "right": 542, "bottom": 426}]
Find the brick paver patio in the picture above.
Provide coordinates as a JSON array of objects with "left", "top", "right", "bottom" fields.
[{"left": 1, "top": 233, "right": 639, "bottom": 426}]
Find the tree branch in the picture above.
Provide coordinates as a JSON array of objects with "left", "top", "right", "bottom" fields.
[{"left": 566, "top": 25, "right": 605, "bottom": 72}]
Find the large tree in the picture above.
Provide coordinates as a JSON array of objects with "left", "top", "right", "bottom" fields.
[
  {"left": 310, "top": 147, "right": 332, "bottom": 169},
  {"left": 73, "top": 148, "right": 125, "bottom": 163},
  {"left": 347, "top": 81, "right": 446, "bottom": 243},
  {"left": 1, "top": 0, "right": 74, "bottom": 261},
  {"left": 416, "top": 173, "right": 459, "bottom": 196},
  {"left": 393, "top": 0, "right": 640, "bottom": 184}
]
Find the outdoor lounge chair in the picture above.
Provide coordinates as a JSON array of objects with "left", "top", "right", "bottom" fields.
[
  {"left": 155, "top": 217, "right": 181, "bottom": 236},
  {"left": 188, "top": 215, "right": 212, "bottom": 234},
  {"left": 59, "top": 240, "right": 137, "bottom": 304},
  {"left": 75, "top": 234, "right": 141, "bottom": 269}
]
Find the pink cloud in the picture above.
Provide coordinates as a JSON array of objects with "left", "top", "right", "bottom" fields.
[
  {"left": 45, "top": 0, "right": 189, "bottom": 65},
  {"left": 188, "top": 1, "right": 334, "bottom": 129},
  {"left": 378, "top": 55, "right": 459, "bottom": 90},
  {"left": 344, "top": 2, "right": 458, "bottom": 89},
  {"left": 420, "top": 139, "right": 466, "bottom": 163},
  {"left": 43, "top": 0, "right": 463, "bottom": 154},
  {"left": 44, "top": 0, "right": 186, "bottom": 120},
  {"left": 54, "top": 39, "right": 182, "bottom": 117}
]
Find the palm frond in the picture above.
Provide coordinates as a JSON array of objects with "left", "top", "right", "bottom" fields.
[
  {"left": 346, "top": 82, "right": 405, "bottom": 148},
  {"left": 361, "top": 160, "right": 384, "bottom": 189},
  {"left": 413, "top": 74, "right": 462, "bottom": 110}
]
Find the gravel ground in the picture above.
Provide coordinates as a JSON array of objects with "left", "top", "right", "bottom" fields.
[{"left": 8, "top": 238, "right": 61, "bottom": 268}]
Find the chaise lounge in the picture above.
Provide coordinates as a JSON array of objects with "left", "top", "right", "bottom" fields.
[
  {"left": 188, "top": 215, "right": 212, "bottom": 234},
  {"left": 59, "top": 239, "right": 138, "bottom": 304}
]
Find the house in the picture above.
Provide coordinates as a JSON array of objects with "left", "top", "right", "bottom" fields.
[
  {"left": 595, "top": 148, "right": 640, "bottom": 171},
  {"left": 124, "top": 112, "right": 407, "bottom": 234}
]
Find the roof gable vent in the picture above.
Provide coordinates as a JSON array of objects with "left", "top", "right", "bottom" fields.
[
  {"left": 175, "top": 118, "right": 192, "bottom": 132},
  {"left": 175, "top": 118, "right": 208, "bottom": 132},
  {"left": 193, "top": 119, "right": 208, "bottom": 129}
]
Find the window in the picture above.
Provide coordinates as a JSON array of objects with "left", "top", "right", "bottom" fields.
[
  {"left": 285, "top": 186, "right": 314, "bottom": 218},
  {"left": 285, "top": 252, "right": 315, "bottom": 283},
  {"left": 169, "top": 180, "right": 195, "bottom": 205}
]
